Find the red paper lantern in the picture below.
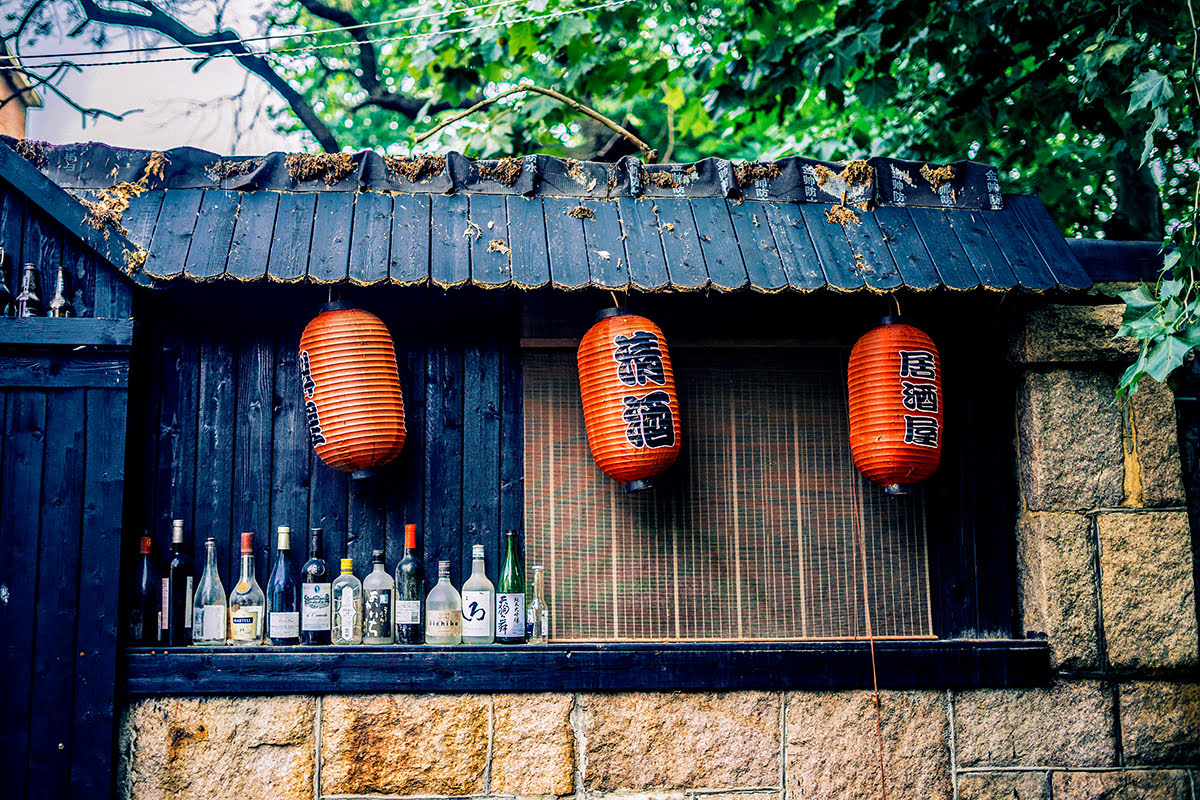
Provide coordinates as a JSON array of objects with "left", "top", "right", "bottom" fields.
[
  {"left": 577, "top": 308, "right": 681, "bottom": 492},
  {"left": 847, "top": 316, "right": 942, "bottom": 495},
  {"left": 299, "top": 304, "right": 406, "bottom": 478}
]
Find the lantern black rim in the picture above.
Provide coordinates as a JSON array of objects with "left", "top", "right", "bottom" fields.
[
  {"left": 596, "top": 306, "right": 632, "bottom": 322},
  {"left": 877, "top": 313, "right": 908, "bottom": 326},
  {"left": 321, "top": 300, "right": 352, "bottom": 312}
]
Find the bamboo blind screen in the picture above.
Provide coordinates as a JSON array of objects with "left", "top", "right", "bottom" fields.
[{"left": 523, "top": 348, "right": 934, "bottom": 642}]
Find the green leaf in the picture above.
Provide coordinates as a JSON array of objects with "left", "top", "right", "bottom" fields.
[
  {"left": 1144, "top": 335, "right": 1191, "bottom": 382},
  {"left": 1119, "top": 285, "right": 1158, "bottom": 317},
  {"left": 1158, "top": 277, "right": 1185, "bottom": 300},
  {"left": 1127, "top": 70, "right": 1173, "bottom": 114},
  {"left": 663, "top": 84, "right": 685, "bottom": 111}
]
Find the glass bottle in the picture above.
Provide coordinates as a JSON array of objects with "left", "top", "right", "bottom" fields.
[
  {"left": 166, "top": 519, "right": 193, "bottom": 646},
  {"left": 14, "top": 263, "right": 41, "bottom": 317},
  {"left": 132, "top": 533, "right": 160, "bottom": 645},
  {"left": 228, "top": 532, "right": 265, "bottom": 644},
  {"left": 394, "top": 523, "right": 424, "bottom": 644},
  {"left": 496, "top": 530, "right": 525, "bottom": 644},
  {"left": 300, "top": 528, "right": 331, "bottom": 646},
  {"left": 425, "top": 560, "right": 462, "bottom": 645},
  {"left": 527, "top": 565, "right": 549, "bottom": 644},
  {"left": 47, "top": 265, "right": 73, "bottom": 318},
  {"left": 363, "top": 549, "right": 395, "bottom": 645},
  {"left": 0, "top": 247, "right": 12, "bottom": 316},
  {"left": 265, "top": 526, "right": 300, "bottom": 645},
  {"left": 461, "top": 544, "right": 494, "bottom": 645},
  {"left": 192, "top": 538, "right": 227, "bottom": 646},
  {"left": 331, "top": 558, "right": 363, "bottom": 645}
]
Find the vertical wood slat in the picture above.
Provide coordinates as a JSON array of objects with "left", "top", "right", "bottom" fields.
[
  {"left": 194, "top": 328, "right": 237, "bottom": 586},
  {"left": 506, "top": 197, "right": 550, "bottom": 289},
  {"left": 153, "top": 326, "right": 199, "bottom": 555},
  {"left": 0, "top": 391, "right": 47, "bottom": 800},
  {"left": 0, "top": 187, "right": 27, "bottom": 295},
  {"left": 268, "top": 193, "right": 318, "bottom": 283},
  {"left": 232, "top": 332, "right": 275, "bottom": 583},
  {"left": 655, "top": 198, "right": 709, "bottom": 290},
  {"left": 543, "top": 197, "right": 590, "bottom": 290},
  {"left": 27, "top": 389, "right": 85, "bottom": 800},
  {"left": 390, "top": 195, "right": 431, "bottom": 286},
  {"left": 690, "top": 199, "right": 748, "bottom": 291},
  {"left": 71, "top": 387, "right": 129, "bottom": 797},
  {"left": 905, "top": 208, "right": 980, "bottom": 290},
  {"left": 581, "top": 199, "right": 630, "bottom": 289},
  {"left": 144, "top": 190, "right": 204, "bottom": 279},
  {"left": 430, "top": 194, "right": 471, "bottom": 288},
  {"left": 727, "top": 200, "right": 787, "bottom": 292},
  {"left": 386, "top": 326, "right": 426, "bottom": 571},
  {"left": 467, "top": 194, "right": 511, "bottom": 288},
  {"left": 423, "top": 296, "right": 465, "bottom": 586},
  {"left": 349, "top": 192, "right": 393, "bottom": 286},
  {"left": 761, "top": 202, "right": 826, "bottom": 291},
  {"left": 23, "top": 202, "right": 62, "bottom": 313},
  {"left": 462, "top": 297, "right": 503, "bottom": 583},
  {"left": 185, "top": 189, "right": 241, "bottom": 280},
  {"left": 498, "top": 294, "right": 525, "bottom": 567},
  {"left": 271, "top": 327, "right": 311, "bottom": 553},
  {"left": 308, "top": 192, "right": 355, "bottom": 284},
  {"left": 227, "top": 191, "right": 280, "bottom": 281},
  {"left": 616, "top": 198, "right": 669, "bottom": 291}
]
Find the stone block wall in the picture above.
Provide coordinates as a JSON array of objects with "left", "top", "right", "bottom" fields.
[{"left": 118, "top": 300, "right": 1200, "bottom": 800}]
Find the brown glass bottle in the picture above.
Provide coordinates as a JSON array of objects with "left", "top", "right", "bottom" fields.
[{"left": 15, "top": 263, "right": 42, "bottom": 317}]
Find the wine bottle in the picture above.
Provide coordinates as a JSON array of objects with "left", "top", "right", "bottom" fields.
[
  {"left": 166, "top": 519, "right": 193, "bottom": 646},
  {"left": 265, "top": 526, "right": 300, "bottom": 645},
  {"left": 300, "top": 528, "right": 331, "bottom": 646},
  {"left": 394, "top": 523, "right": 424, "bottom": 644},
  {"left": 331, "top": 558, "right": 362, "bottom": 645},
  {"left": 47, "top": 265, "right": 73, "bottom": 318},
  {"left": 496, "top": 530, "right": 526, "bottom": 644},
  {"left": 363, "top": 549, "right": 395, "bottom": 645},
  {"left": 228, "top": 532, "right": 265, "bottom": 644},
  {"left": 527, "top": 565, "right": 549, "bottom": 644},
  {"left": 192, "top": 537, "right": 227, "bottom": 646},
  {"left": 461, "top": 544, "right": 494, "bottom": 645},
  {"left": 425, "top": 560, "right": 462, "bottom": 645},
  {"left": 131, "top": 533, "right": 160, "bottom": 645},
  {"left": 14, "top": 263, "right": 41, "bottom": 317}
]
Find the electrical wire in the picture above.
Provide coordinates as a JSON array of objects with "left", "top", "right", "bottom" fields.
[
  {"left": 0, "top": 0, "right": 634, "bottom": 71},
  {"left": 13, "top": 0, "right": 532, "bottom": 61}
]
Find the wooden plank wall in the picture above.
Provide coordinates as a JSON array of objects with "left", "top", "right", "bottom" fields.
[
  {"left": 126, "top": 284, "right": 524, "bottom": 601},
  {"left": 0, "top": 183, "right": 133, "bottom": 798}
]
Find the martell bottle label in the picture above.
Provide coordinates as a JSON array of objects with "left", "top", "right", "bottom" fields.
[
  {"left": 462, "top": 591, "right": 491, "bottom": 637},
  {"left": 396, "top": 600, "right": 421, "bottom": 625},
  {"left": 301, "top": 583, "right": 332, "bottom": 630},
  {"left": 230, "top": 606, "right": 262, "bottom": 640},
  {"left": 427, "top": 609, "right": 461, "bottom": 635},
  {"left": 496, "top": 593, "right": 525, "bottom": 638},
  {"left": 269, "top": 611, "right": 300, "bottom": 639},
  {"left": 364, "top": 588, "right": 392, "bottom": 639}
]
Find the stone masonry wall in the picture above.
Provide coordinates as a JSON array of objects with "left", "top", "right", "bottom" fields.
[{"left": 119, "top": 299, "right": 1200, "bottom": 800}]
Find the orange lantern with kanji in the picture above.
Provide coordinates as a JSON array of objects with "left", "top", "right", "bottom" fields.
[
  {"left": 299, "top": 304, "right": 406, "bottom": 479},
  {"left": 847, "top": 316, "right": 942, "bottom": 495},
  {"left": 577, "top": 308, "right": 681, "bottom": 492}
]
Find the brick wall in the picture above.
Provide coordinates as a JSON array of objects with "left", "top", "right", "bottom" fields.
[{"left": 117, "top": 299, "right": 1200, "bottom": 800}]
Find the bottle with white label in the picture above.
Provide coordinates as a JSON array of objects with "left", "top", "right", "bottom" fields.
[
  {"left": 496, "top": 530, "right": 525, "bottom": 644},
  {"left": 192, "top": 537, "right": 227, "bottom": 646},
  {"left": 228, "top": 532, "right": 265, "bottom": 644},
  {"left": 363, "top": 549, "right": 395, "bottom": 645},
  {"left": 331, "top": 558, "right": 362, "bottom": 645},
  {"left": 461, "top": 544, "right": 494, "bottom": 645},
  {"left": 166, "top": 519, "right": 193, "bottom": 646},
  {"left": 425, "top": 560, "right": 461, "bottom": 645},
  {"left": 526, "top": 565, "right": 549, "bottom": 645},
  {"left": 265, "top": 526, "right": 300, "bottom": 645},
  {"left": 394, "top": 523, "right": 424, "bottom": 644},
  {"left": 300, "top": 528, "right": 331, "bottom": 646}
]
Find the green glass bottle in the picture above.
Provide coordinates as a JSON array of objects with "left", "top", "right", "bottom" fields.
[{"left": 495, "top": 530, "right": 526, "bottom": 644}]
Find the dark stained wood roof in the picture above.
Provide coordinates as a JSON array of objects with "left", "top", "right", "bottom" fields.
[{"left": 6, "top": 141, "right": 1094, "bottom": 293}]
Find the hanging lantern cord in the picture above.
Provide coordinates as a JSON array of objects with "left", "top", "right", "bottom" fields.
[
  {"left": 891, "top": 293, "right": 901, "bottom": 318},
  {"left": 609, "top": 290, "right": 621, "bottom": 309}
]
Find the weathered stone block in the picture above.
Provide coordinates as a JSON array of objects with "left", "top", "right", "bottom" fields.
[
  {"left": 320, "top": 694, "right": 488, "bottom": 796},
  {"left": 954, "top": 681, "right": 1114, "bottom": 767},
  {"left": 1097, "top": 511, "right": 1198, "bottom": 671},
  {"left": 1017, "top": 370, "right": 1124, "bottom": 511},
  {"left": 1127, "top": 380, "right": 1186, "bottom": 507},
  {"left": 1008, "top": 304, "right": 1137, "bottom": 365},
  {"left": 492, "top": 694, "right": 575, "bottom": 796},
  {"left": 1016, "top": 511, "right": 1100, "bottom": 669},
  {"left": 580, "top": 691, "right": 779, "bottom": 791},
  {"left": 958, "top": 772, "right": 1049, "bottom": 800},
  {"left": 118, "top": 696, "right": 315, "bottom": 800},
  {"left": 785, "top": 690, "right": 950, "bottom": 800},
  {"left": 1052, "top": 770, "right": 1191, "bottom": 799},
  {"left": 1120, "top": 682, "right": 1200, "bottom": 765}
]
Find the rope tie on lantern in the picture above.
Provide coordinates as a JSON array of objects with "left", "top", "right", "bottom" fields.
[{"left": 851, "top": 467, "right": 888, "bottom": 799}]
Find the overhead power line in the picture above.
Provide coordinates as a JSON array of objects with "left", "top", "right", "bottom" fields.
[
  {"left": 1, "top": 0, "right": 634, "bottom": 71},
  {"left": 14, "top": 0, "right": 531, "bottom": 61}
]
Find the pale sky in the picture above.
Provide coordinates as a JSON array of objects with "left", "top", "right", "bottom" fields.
[{"left": 12, "top": 1, "right": 303, "bottom": 155}]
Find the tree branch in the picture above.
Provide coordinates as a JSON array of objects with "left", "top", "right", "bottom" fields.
[
  {"left": 73, "top": 0, "right": 342, "bottom": 151},
  {"left": 294, "top": 0, "right": 380, "bottom": 96}
]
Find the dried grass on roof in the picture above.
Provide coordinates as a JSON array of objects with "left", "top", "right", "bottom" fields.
[
  {"left": 385, "top": 153, "right": 446, "bottom": 183},
  {"left": 13, "top": 139, "right": 47, "bottom": 169},
  {"left": 815, "top": 160, "right": 872, "bottom": 188},
  {"left": 286, "top": 152, "right": 355, "bottom": 186},
  {"left": 825, "top": 204, "right": 861, "bottom": 226},
  {"left": 567, "top": 206, "right": 595, "bottom": 220},
  {"left": 733, "top": 161, "right": 781, "bottom": 187},
  {"left": 645, "top": 165, "right": 697, "bottom": 190},
  {"left": 477, "top": 157, "right": 523, "bottom": 186},
  {"left": 205, "top": 157, "right": 265, "bottom": 181},
  {"left": 920, "top": 163, "right": 955, "bottom": 190},
  {"left": 78, "top": 152, "right": 168, "bottom": 237}
]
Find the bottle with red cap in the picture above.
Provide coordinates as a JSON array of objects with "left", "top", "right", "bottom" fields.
[
  {"left": 228, "top": 532, "right": 265, "bottom": 644},
  {"left": 131, "top": 533, "right": 160, "bottom": 645}
]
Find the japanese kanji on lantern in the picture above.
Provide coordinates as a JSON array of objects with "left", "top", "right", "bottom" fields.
[
  {"left": 847, "top": 316, "right": 942, "bottom": 495},
  {"left": 577, "top": 307, "right": 681, "bottom": 492},
  {"left": 299, "top": 303, "right": 406, "bottom": 479}
]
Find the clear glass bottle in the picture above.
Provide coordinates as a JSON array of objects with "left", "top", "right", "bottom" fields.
[
  {"left": 363, "top": 549, "right": 395, "bottom": 645},
  {"left": 228, "top": 532, "right": 265, "bottom": 644},
  {"left": 15, "top": 263, "right": 41, "bottom": 317},
  {"left": 461, "top": 544, "right": 494, "bottom": 645},
  {"left": 496, "top": 530, "right": 525, "bottom": 644},
  {"left": 395, "top": 524, "right": 424, "bottom": 644},
  {"left": 300, "top": 528, "right": 331, "bottom": 646},
  {"left": 425, "top": 560, "right": 462, "bottom": 645},
  {"left": 192, "top": 538, "right": 227, "bottom": 646},
  {"left": 527, "top": 565, "right": 549, "bottom": 644},
  {"left": 331, "top": 558, "right": 363, "bottom": 645},
  {"left": 47, "top": 265, "right": 73, "bottom": 318},
  {"left": 265, "top": 526, "right": 300, "bottom": 645}
]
